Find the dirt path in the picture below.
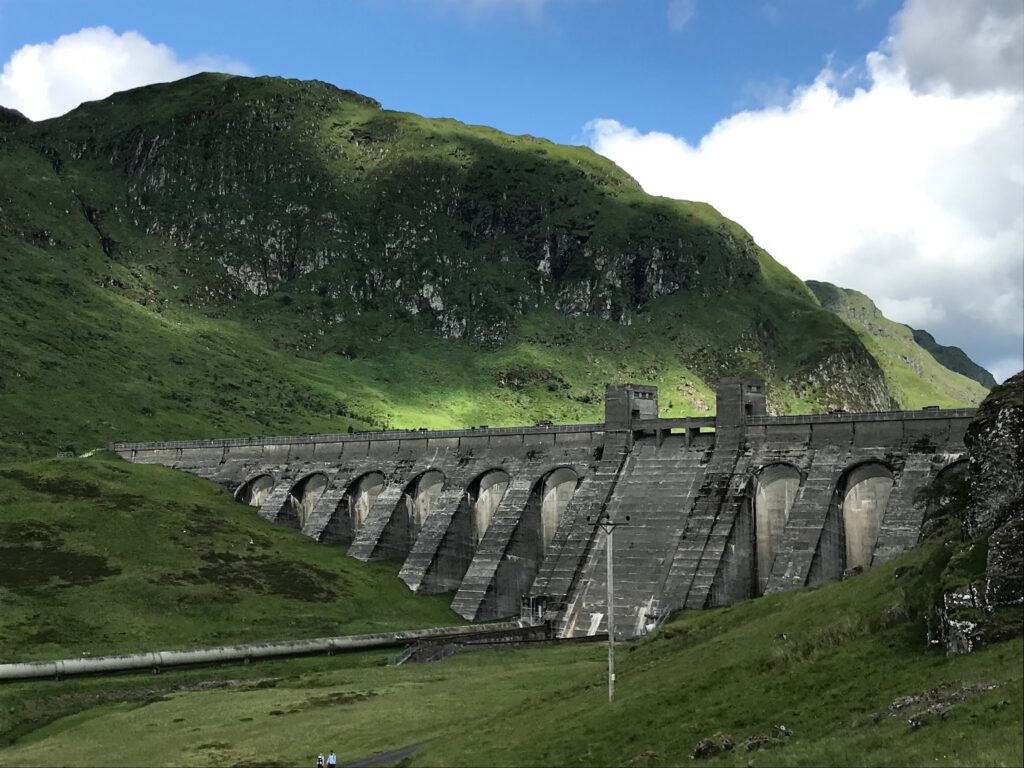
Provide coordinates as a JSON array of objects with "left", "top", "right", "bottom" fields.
[{"left": 343, "top": 741, "right": 429, "bottom": 767}]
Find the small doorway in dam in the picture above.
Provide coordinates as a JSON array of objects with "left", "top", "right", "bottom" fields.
[
  {"left": 752, "top": 464, "right": 801, "bottom": 594},
  {"left": 284, "top": 472, "right": 329, "bottom": 530},
  {"left": 319, "top": 472, "right": 387, "bottom": 544},
  {"left": 234, "top": 474, "right": 275, "bottom": 508}
]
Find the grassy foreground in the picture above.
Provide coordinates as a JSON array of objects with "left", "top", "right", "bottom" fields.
[
  {"left": 0, "top": 509, "right": 1020, "bottom": 767},
  {"left": 0, "top": 454, "right": 460, "bottom": 663}
]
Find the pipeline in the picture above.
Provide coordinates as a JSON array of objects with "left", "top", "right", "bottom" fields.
[{"left": 0, "top": 621, "right": 541, "bottom": 682}]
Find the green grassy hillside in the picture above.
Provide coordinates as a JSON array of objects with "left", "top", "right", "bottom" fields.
[
  {"left": 807, "top": 281, "right": 990, "bottom": 408},
  {"left": 1, "top": 510, "right": 1019, "bottom": 767},
  {"left": 0, "top": 454, "right": 460, "bottom": 663},
  {"left": 0, "top": 73, "right": 940, "bottom": 463},
  {"left": 910, "top": 327, "right": 997, "bottom": 388}
]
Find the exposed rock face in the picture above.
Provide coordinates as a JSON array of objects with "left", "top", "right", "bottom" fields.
[
  {"left": 987, "top": 515, "right": 1024, "bottom": 610},
  {"left": 964, "top": 370, "right": 1024, "bottom": 538},
  {"left": 934, "top": 370, "right": 1023, "bottom": 654}
]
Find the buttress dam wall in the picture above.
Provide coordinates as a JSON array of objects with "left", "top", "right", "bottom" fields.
[{"left": 112, "top": 380, "right": 974, "bottom": 639}]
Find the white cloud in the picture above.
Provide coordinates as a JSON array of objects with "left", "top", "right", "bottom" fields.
[
  {"left": 586, "top": 0, "right": 1024, "bottom": 380},
  {"left": 667, "top": 0, "right": 696, "bottom": 32},
  {"left": 0, "top": 26, "right": 250, "bottom": 121},
  {"left": 883, "top": 0, "right": 1024, "bottom": 95}
]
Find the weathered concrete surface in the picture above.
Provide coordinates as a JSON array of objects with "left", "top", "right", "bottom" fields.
[{"left": 113, "top": 381, "right": 975, "bottom": 639}]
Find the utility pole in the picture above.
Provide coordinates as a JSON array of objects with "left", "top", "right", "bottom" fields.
[{"left": 589, "top": 511, "right": 629, "bottom": 702}]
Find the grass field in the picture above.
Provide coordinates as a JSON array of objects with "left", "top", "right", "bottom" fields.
[
  {"left": 0, "top": 454, "right": 461, "bottom": 663},
  {"left": 1, "top": 503, "right": 1020, "bottom": 767}
]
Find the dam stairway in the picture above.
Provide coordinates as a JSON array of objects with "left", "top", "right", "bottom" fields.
[
  {"left": 564, "top": 437, "right": 711, "bottom": 639},
  {"left": 660, "top": 429, "right": 749, "bottom": 611}
]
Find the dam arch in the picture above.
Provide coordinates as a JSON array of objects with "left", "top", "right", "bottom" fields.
[
  {"left": 492, "top": 466, "right": 581, "bottom": 617},
  {"left": 283, "top": 472, "right": 329, "bottom": 530},
  {"left": 320, "top": 471, "right": 387, "bottom": 544},
  {"left": 752, "top": 463, "right": 802, "bottom": 595},
  {"left": 537, "top": 467, "right": 580, "bottom": 551},
  {"left": 234, "top": 474, "right": 275, "bottom": 508},
  {"left": 427, "top": 468, "right": 511, "bottom": 592},
  {"left": 470, "top": 469, "right": 512, "bottom": 545},
  {"left": 371, "top": 470, "right": 446, "bottom": 556},
  {"left": 810, "top": 460, "right": 895, "bottom": 584},
  {"left": 841, "top": 462, "right": 895, "bottom": 571}
]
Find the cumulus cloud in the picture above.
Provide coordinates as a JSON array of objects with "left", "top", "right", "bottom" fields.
[
  {"left": 586, "top": 0, "right": 1024, "bottom": 381},
  {"left": 0, "top": 26, "right": 250, "bottom": 121},
  {"left": 883, "top": 0, "right": 1024, "bottom": 94},
  {"left": 667, "top": 0, "right": 697, "bottom": 32}
]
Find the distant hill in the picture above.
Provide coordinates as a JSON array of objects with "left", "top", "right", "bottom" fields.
[
  {"left": 806, "top": 280, "right": 990, "bottom": 407},
  {"left": 910, "top": 327, "right": 997, "bottom": 388}
]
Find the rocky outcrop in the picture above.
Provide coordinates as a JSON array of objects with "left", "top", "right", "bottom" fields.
[
  {"left": 964, "top": 371, "right": 1024, "bottom": 538},
  {"left": 934, "top": 371, "right": 1023, "bottom": 654}
]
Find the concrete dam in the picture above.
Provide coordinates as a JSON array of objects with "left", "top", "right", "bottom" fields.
[{"left": 112, "top": 380, "right": 975, "bottom": 639}]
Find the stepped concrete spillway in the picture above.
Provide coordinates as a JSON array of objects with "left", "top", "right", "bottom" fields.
[{"left": 112, "top": 380, "right": 975, "bottom": 639}]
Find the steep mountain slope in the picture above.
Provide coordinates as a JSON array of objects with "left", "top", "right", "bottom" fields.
[
  {"left": 0, "top": 73, "right": 974, "bottom": 459},
  {"left": 910, "top": 327, "right": 997, "bottom": 388},
  {"left": 807, "top": 281, "right": 990, "bottom": 408}
]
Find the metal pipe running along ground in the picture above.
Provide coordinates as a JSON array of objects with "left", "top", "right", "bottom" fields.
[{"left": 0, "top": 621, "right": 535, "bottom": 682}]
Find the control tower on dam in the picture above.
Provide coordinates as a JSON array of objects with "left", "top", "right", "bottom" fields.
[{"left": 113, "top": 379, "right": 975, "bottom": 639}]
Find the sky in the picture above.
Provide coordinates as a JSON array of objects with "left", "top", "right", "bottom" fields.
[{"left": 0, "top": 0, "right": 1021, "bottom": 382}]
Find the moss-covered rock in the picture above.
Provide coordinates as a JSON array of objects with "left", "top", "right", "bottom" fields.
[{"left": 932, "top": 371, "right": 1024, "bottom": 653}]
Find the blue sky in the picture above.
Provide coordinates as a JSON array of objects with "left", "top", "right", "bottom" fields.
[
  {"left": 0, "top": 0, "right": 1021, "bottom": 381},
  {"left": 0, "top": 0, "right": 903, "bottom": 144}
]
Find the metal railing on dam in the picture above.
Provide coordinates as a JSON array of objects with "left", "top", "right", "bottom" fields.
[
  {"left": 0, "top": 622, "right": 544, "bottom": 682},
  {"left": 746, "top": 407, "right": 976, "bottom": 426},
  {"left": 108, "top": 408, "right": 976, "bottom": 453},
  {"left": 110, "top": 422, "right": 608, "bottom": 452}
]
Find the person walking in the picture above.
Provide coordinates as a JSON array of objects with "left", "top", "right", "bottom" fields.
[
  {"left": 316, "top": 753, "right": 325, "bottom": 768},
  {"left": 327, "top": 750, "right": 337, "bottom": 767}
]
